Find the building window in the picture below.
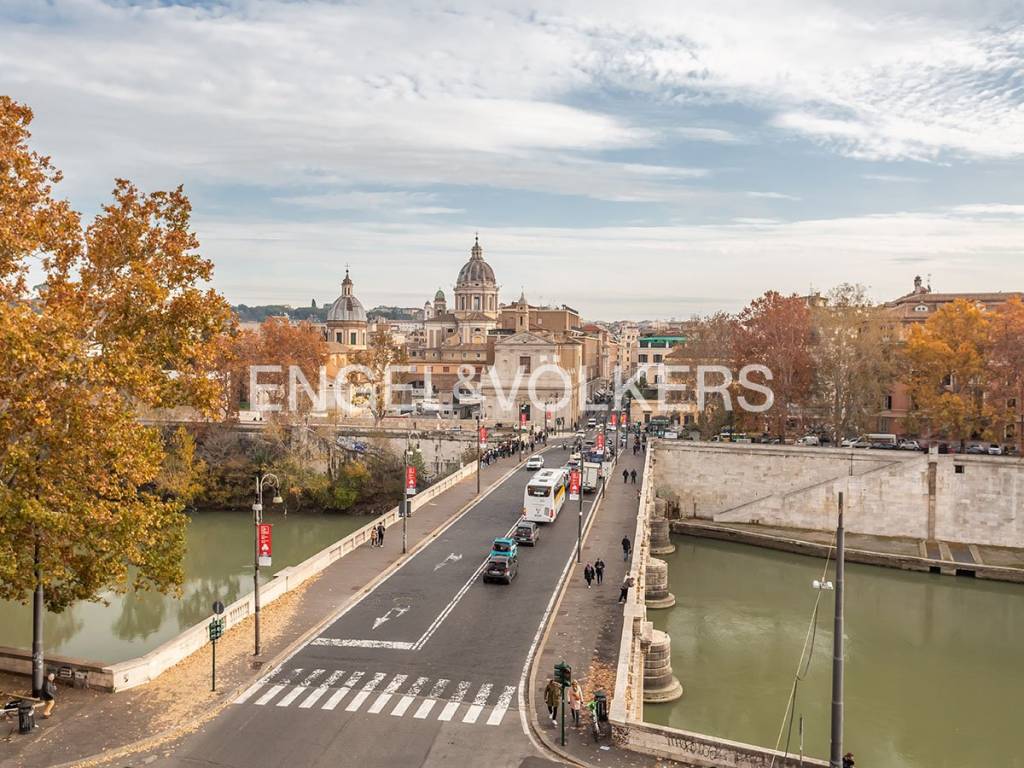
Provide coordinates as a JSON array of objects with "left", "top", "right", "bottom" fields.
[
  {"left": 443, "top": 366, "right": 450, "bottom": 373},
  {"left": 955, "top": 464, "right": 965, "bottom": 474},
  {"left": 335, "top": 332, "right": 342, "bottom": 342},
  {"left": 654, "top": 354, "right": 663, "bottom": 363},
  {"left": 1009, "top": 398, "right": 1017, "bottom": 409},
  {"left": 639, "top": 354, "right": 648, "bottom": 363},
  {"left": 474, "top": 296, "right": 481, "bottom": 311},
  {"left": 350, "top": 331, "right": 357, "bottom": 345},
  {"left": 914, "top": 305, "right": 929, "bottom": 312},
  {"left": 884, "top": 394, "right": 893, "bottom": 410},
  {"left": 519, "top": 355, "right": 532, "bottom": 374}
]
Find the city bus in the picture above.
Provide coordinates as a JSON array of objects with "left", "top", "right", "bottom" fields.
[{"left": 523, "top": 469, "right": 567, "bottom": 523}]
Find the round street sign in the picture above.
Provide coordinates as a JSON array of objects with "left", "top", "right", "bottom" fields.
[{"left": 212, "top": 600, "right": 225, "bottom": 615}]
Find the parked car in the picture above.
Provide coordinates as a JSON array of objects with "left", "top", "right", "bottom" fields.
[
  {"left": 514, "top": 521, "right": 540, "bottom": 546},
  {"left": 575, "top": 430, "right": 586, "bottom": 440},
  {"left": 483, "top": 555, "right": 518, "bottom": 584},
  {"left": 796, "top": 435, "right": 820, "bottom": 446},
  {"left": 966, "top": 444, "right": 987, "bottom": 454},
  {"left": 525, "top": 454, "right": 545, "bottom": 470},
  {"left": 587, "top": 418, "right": 597, "bottom": 429},
  {"left": 987, "top": 444, "right": 1004, "bottom": 456},
  {"left": 898, "top": 440, "right": 922, "bottom": 451}
]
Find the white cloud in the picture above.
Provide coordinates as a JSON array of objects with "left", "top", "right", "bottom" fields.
[
  {"left": 861, "top": 173, "right": 924, "bottom": 183},
  {"left": 198, "top": 207, "right": 1024, "bottom": 318},
  {"left": 949, "top": 203, "right": 1024, "bottom": 216},
  {"left": 746, "top": 191, "right": 802, "bottom": 201}
]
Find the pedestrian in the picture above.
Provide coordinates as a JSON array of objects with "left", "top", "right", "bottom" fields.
[
  {"left": 544, "top": 678, "right": 561, "bottom": 724},
  {"left": 621, "top": 535, "right": 631, "bottom": 561},
  {"left": 842, "top": 754, "right": 855, "bottom": 768},
  {"left": 618, "top": 574, "right": 634, "bottom": 603},
  {"left": 370, "top": 525, "right": 379, "bottom": 548},
  {"left": 376, "top": 521, "right": 385, "bottom": 547},
  {"left": 594, "top": 558, "right": 605, "bottom": 584},
  {"left": 583, "top": 562, "right": 595, "bottom": 588},
  {"left": 622, "top": 468, "right": 629, "bottom": 483},
  {"left": 41, "top": 672, "right": 57, "bottom": 718},
  {"left": 569, "top": 680, "right": 583, "bottom": 727},
  {"left": 630, "top": 468, "right": 637, "bottom": 484}
]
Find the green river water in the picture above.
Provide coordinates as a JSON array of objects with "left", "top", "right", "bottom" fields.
[
  {"left": 0, "top": 510, "right": 367, "bottom": 664},
  {"left": 646, "top": 536, "right": 1024, "bottom": 768}
]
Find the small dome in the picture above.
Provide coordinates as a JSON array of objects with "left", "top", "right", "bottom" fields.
[
  {"left": 434, "top": 288, "right": 446, "bottom": 301},
  {"left": 326, "top": 269, "right": 367, "bottom": 323},
  {"left": 456, "top": 235, "right": 496, "bottom": 286}
]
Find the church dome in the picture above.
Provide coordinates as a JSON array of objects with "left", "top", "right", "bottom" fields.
[
  {"left": 435, "top": 288, "right": 446, "bottom": 301},
  {"left": 326, "top": 270, "right": 367, "bottom": 323},
  {"left": 456, "top": 235, "right": 496, "bottom": 286}
]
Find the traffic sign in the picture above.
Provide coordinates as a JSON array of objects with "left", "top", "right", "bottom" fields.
[
  {"left": 212, "top": 600, "right": 225, "bottom": 616},
  {"left": 258, "top": 523, "right": 272, "bottom": 567}
]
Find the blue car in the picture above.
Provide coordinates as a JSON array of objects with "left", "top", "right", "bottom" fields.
[{"left": 490, "top": 537, "right": 518, "bottom": 561}]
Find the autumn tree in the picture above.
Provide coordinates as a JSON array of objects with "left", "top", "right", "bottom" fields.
[
  {"left": 733, "top": 291, "right": 814, "bottom": 437},
  {"left": 0, "top": 97, "right": 231, "bottom": 693},
  {"left": 986, "top": 296, "right": 1024, "bottom": 452},
  {"left": 220, "top": 317, "right": 327, "bottom": 415},
  {"left": 904, "top": 298, "right": 993, "bottom": 447},
  {"left": 810, "top": 284, "right": 897, "bottom": 442},
  {"left": 667, "top": 312, "right": 738, "bottom": 437},
  {"left": 349, "top": 327, "right": 408, "bottom": 425}
]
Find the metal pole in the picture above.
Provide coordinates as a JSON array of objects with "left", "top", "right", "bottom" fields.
[
  {"left": 403, "top": 427, "right": 410, "bottom": 554},
  {"left": 254, "top": 472, "right": 262, "bottom": 657},
  {"left": 577, "top": 469, "right": 584, "bottom": 564},
  {"left": 830, "top": 493, "right": 845, "bottom": 768},
  {"left": 212, "top": 637, "right": 217, "bottom": 692},
  {"left": 32, "top": 536, "right": 43, "bottom": 698},
  {"left": 476, "top": 413, "right": 481, "bottom": 495},
  {"left": 560, "top": 680, "right": 566, "bottom": 746}
]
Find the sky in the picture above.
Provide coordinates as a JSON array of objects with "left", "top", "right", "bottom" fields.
[{"left": 2, "top": 0, "right": 1023, "bottom": 320}]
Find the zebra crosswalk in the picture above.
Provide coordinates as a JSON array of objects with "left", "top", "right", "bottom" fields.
[{"left": 235, "top": 669, "right": 517, "bottom": 727}]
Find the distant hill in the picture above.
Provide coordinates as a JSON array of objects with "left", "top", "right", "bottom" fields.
[
  {"left": 367, "top": 305, "right": 422, "bottom": 321},
  {"left": 233, "top": 304, "right": 327, "bottom": 323}
]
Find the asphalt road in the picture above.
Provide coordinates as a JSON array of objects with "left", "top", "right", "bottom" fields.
[{"left": 156, "top": 435, "right": 609, "bottom": 768}]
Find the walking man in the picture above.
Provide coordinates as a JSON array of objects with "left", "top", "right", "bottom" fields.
[
  {"left": 376, "top": 521, "right": 385, "bottom": 547},
  {"left": 594, "top": 558, "right": 605, "bottom": 585},
  {"left": 621, "top": 535, "right": 631, "bottom": 561},
  {"left": 618, "top": 575, "right": 635, "bottom": 603},
  {"left": 622, "top": 468, "right": 629, "bottom": 483},
  {"left": 630, "top": 468, "right": 637, "bottom": 484},
  {"left": 544, "top": 678, "right": 561, "bottom": 725},
  {"left": 583, "top": 562, "right": 595, "bottom": 589}
]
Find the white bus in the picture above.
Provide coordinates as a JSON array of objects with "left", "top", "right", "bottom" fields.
[{"left": 523, "top": 469, "right": 567, "bottom": 523}]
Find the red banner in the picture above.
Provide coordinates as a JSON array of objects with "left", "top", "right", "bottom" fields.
[
  {"left": 520, "top": 412, "right": 527, "bottom": 425},
  {"left": 569, "top": 469, "right": 581, "bottom": 495},
  {"left": 596, "top": 433, "right": 605, "bottom": 449},
  {"left": 257, "top": 523, "right": 272, "bottom": 566},
  {"left": 405, "top": 465, "right": 417, "bottom": 495},
  {"left": 610, "top": 412, "right": 618, "bottom": 426},
  {"left": 621, "top": 411, "right": 628, "bottom": 425},
  {"left": 479, "top": 426, "right": 488, "bottom": 445}
]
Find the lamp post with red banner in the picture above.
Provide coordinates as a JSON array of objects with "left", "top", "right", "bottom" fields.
[
  {"left": 569, "top": 469, "right": 582, "bottom": 563},
  {"left": 477, "top": 415, "right": 487, "bottom": 494},
  {"left": 253, "top": 470, "right": 283, "bottom": 657}
]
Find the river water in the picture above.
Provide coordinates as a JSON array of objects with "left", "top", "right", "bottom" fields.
[
  {"left": 646, "top": 536, "right": 1024, "bottom": 768},
  {"left": 0, "top": 510, "right": 366, "bottom": 664}
]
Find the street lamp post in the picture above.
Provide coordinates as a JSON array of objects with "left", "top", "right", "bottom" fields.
[
  {"left": 476, "top": 411, "right": 482, "bottom": 495},
  {"left": 253, "top": 470, "right": 283, "bottom": 657}
]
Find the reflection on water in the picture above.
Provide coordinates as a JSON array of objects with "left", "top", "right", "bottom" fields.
[
  {"left": 646, "top": 536, "right": 1024, "bottom": 768},
  {"left": 0, "top": 510, "right": 367, "bottom": 663}
]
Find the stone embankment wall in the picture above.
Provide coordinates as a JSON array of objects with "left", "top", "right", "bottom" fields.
[{"left": 654, "top": 442, "right": 1024, "bottom": 548}]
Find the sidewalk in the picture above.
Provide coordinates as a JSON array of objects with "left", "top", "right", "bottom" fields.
[
  {"left": 531, "top": 443, "right": 684, "bottom": 768},
  {"left": 0, "top": 455, "right": 523, "bottom": 768}
]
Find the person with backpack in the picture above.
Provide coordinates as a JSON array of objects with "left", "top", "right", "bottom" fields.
[
  {"left": 583, "top": 562, "right": 595, "bottom": 589},
  {"left": 594, "top": 558, "right": 605, "bottom": 585}
]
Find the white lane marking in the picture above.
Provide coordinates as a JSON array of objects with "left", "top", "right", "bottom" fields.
[
  {"left": 277, "top": 669, "right": 325, "bottom": 707},
  {"left": 437, "top": 680, "right": 470, "bottom": 722},
  {"left": 433, "top": 552, "right": 463, "bottom": 571},
  {"left": 390, "top": 676, "right": 429, "bottom": 717},
  {"left": 310, "top": 638, "right": 416, "bottom": 650},
  {"left": 413, "top": 679, "right": 449, "bottom": 719},
  {"left": 368, "top": 674, "right": 408, "bottom": 714},
  {"left": 346, "top": 672, "right": 386, "bottom": 712},
  {"left": 253, "top": 668, "right": 304, "bottom": 706},
  {"left": 413, "top": 516, "right": 522, "bottom": 651},
  {"left": 461, "top": 683, "right": 493, "bottom": 724},
  {"left": 322, "top": 671, "right": 364, "bottom": 711},
  {"left": 300, "top": 670, "right": 345, "bottom": 709},
  {"left": 235, "top": 671, "right": 275, "bottom": 705},
  {"left": 372, "top": 605, "right": 411, "bottom": 631},
  {"left": 486, "top": 685, "right": 516, "bottom": 726}
]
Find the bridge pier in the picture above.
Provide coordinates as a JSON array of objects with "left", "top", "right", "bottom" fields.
[
  {"left": 644, "top": 557, "right": 675, "bottom": 609},
  {"left": 649, "top": 514, "right": 675, "bottom": 555},
  {"left": 642, "top": 624, "right": 683, "bottom": 703}
]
